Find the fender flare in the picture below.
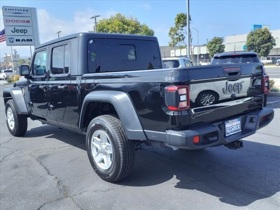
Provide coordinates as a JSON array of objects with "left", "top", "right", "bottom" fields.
[
  {"left": 3, "top": 87, "right": 29, "bottom": 114},
  {"left": 79, "top": 90, "right": 147, "bottom": 141}
]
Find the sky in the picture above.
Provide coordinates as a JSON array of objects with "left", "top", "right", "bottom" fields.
[{"left": 0, "top": 0, "right": 280, "bottom": 58}]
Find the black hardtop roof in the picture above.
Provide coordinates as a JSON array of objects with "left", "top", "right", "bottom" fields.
[
  {"left": 213, "top": 51, "right": 258, "bottom": 57},
  {"left": 36, "top": 32, "right": 158, "bottom": 49}
]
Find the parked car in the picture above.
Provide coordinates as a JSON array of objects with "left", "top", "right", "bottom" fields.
[
  {"left": 162, "top": 57, "right": 193, "bottom": 68},
  {"left": 275, "top": 59, "right": 280, "bottom": 66},
  {"left": 0, "top": 69, "right": 13, "bottom": 80}
]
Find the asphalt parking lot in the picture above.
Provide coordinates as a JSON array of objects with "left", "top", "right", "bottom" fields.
[{"left": 0, "top": 83, "right": 280, "bottom": 210}]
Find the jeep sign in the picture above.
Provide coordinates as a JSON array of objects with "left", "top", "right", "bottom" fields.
[{"left": 5, "top": 26, "right": 33, "bottom": 36}]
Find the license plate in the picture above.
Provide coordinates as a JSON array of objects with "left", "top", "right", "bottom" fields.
[{"left": 225, "top": 118, "right": 241, "bottom": 136}]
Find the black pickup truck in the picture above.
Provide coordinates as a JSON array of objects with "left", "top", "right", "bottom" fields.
[{"left": 3, "top": 33, "right": 274, "bottom": 182}]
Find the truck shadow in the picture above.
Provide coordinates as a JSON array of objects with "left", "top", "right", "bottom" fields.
[
  {"left": 123, "top": 142, "right": 280, "bottom": 206},
  {"left": 22, "top": 124, "right": 279, "bottom": 207},
  {"left": 24, "top": 124, "right": 86, "bottom": 150}
]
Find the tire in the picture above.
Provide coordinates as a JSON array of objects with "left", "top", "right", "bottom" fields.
[
  {"left": 86, "top": 114, "right": 135, "bottom": 182},
  {"left": 196, "top": 91, "right": 218, "bottom": 106},
  {"left": 5, "top": 99, "right": 28, "bottom": 136}
]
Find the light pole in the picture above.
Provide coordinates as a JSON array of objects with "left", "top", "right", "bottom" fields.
[
  {"left": 191, "top": 27, "right": 199, "bottom": 65},
  {"left": 187, "top": 0, "right": 191, "bottom": 58},
  {"left": 206, "top": 38, "right": 209, "bottom": 61},
  {"left": 57, "top": 31, "right": 61, "bottom": 38},
  {"left": 14, "top": 49, "right": 18, "bottom": 70},
  {"left": 91, "top": 15, "right": 101, "bottom": 32}
]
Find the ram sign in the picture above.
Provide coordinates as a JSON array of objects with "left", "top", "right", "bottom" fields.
[{"left": 2, "top": 6, "right": 40, "bottom": 46}]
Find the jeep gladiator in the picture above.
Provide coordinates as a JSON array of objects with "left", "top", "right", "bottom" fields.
[{"left": 3, "top": 33, "right": 274, "bottom": 182}]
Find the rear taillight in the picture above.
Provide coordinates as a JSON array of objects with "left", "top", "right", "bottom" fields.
[
  {"left": 261, "top": 75, "right": 270, "bottom": 94},
  {"left": 165, "top": 85, "right": 190, "bottom": 111}
]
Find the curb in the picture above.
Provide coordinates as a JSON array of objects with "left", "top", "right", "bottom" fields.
[
  {"left": 264, "top": 65, "right": 279, "bottom": 68},
  {"left": 268, "top": 92, "right": 280, "bottom": 97}
]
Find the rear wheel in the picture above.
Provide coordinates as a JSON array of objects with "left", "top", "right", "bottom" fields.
[
  {"left": 86, "top": 115, "right": 135, "bottom": 182},
  {"left": 196, "top": 91, "right": 218, "bottom": 106},
  {"left": 5, "top": 99, "right": 28, "bottom": 136}
]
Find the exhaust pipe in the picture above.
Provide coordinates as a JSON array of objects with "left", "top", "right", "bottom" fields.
[{"left": 225, "top": 140, "right": 244, "bottom": 150}]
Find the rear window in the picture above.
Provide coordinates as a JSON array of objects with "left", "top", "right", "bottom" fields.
[
  {"left": 211, "top": 54, "right": 260, "bottom": 64},
  {"left": 87, "top": 38, "right": 162, "bottom": 73},
  {"left": 4, "top": 70, "right": 12, "bottom": 73}
]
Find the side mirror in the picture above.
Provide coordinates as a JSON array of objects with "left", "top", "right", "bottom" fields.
[{"left": 20, "top": 65, "right": 30, "bottom": 76}]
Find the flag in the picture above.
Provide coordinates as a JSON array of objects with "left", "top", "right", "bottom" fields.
[{"left": 0, "top": 29, "right": 6, "bottom": 43}]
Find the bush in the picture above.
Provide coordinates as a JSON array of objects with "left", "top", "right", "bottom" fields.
[
  {"left": 269, "top": 79, "right": 275, "bottom": 89},
  {"left": 7, "top": 75, "right": 21, "bottom": 83},
  {"left": 269, "top": 79, "right": 280, "bottom": 92}
]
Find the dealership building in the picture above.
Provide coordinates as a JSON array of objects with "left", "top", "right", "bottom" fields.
[{"left": 160, "top": 29, "right": 280, "bottom": 64}]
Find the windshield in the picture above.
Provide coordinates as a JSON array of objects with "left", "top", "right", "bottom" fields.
[
  {"left": 211, "top": 54, "right": 260, "bottom": 64},
  {"left": 162, "top": 60, "right": 180, "bottom": 68}
]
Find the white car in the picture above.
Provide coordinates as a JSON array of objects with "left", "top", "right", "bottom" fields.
[
  {"left": 162, "top": 57, "right": 194, "bottom": 68},
  {"left": 0, "top": 69, "right": 13, "bottom": 80},
  {"left": 190, "top": 77, "right": 251, "bottom": 106}
]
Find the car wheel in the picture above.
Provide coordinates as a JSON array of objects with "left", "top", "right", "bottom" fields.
[
  {"left": 5, "top": 99, "right": 28, "bottom": 136},
  {"left": 196, "top": 91, "right": 218, "bottom": 106},
  {"left": 86, "top": 114, "right": 135, "bottom": 182}
]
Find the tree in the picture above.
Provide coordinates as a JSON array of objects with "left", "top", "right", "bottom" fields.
[
  {"left": 207, "top": 37, "right": 225, "bottom": 58},
  {"left": 96, "top": 13, "right": 154, "bottom": 36},
  {"left": 168, "top": 13, "right": 189, "bottom": 47},
  {"left": 17, "top": 58, "right": 29, "bottom": 66},
  {"left": 246, "top": 28, "right": 276, "bottom": 57}
]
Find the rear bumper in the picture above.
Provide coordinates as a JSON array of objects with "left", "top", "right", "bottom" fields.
[{"left": 145, "top": 108, "right": 274, "bottom": 150}]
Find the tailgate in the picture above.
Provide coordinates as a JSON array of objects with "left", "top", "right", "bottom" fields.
[{"left": 187, "top": 63, "right": 264, "bottom": 124}]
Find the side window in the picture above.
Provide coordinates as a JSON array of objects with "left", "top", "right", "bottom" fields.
[
  {"left": 51, "top": 45, "right": 70, "bottom": 74},
  {"left": 33, "top": 50, "right": 47, "bottom": 76},
  {"left": 250, "top": 56, "right": 259, "bottom": 63},
  {"left": 184, "top": 59, "right": 193, "bottom": 67}
]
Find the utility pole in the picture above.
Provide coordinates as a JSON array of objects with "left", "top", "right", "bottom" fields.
[
  {"left": 91, "top": 15, "right": 101, "bottom": 32},
  {"left": 191, "top": 27, "right": 199, "bottom": 65},
  {"left": 187, "top": 0, "right": 191, "bottom": 58},
  {"left": 14, "top": 49, "right": 18, "bottom": 70}
]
